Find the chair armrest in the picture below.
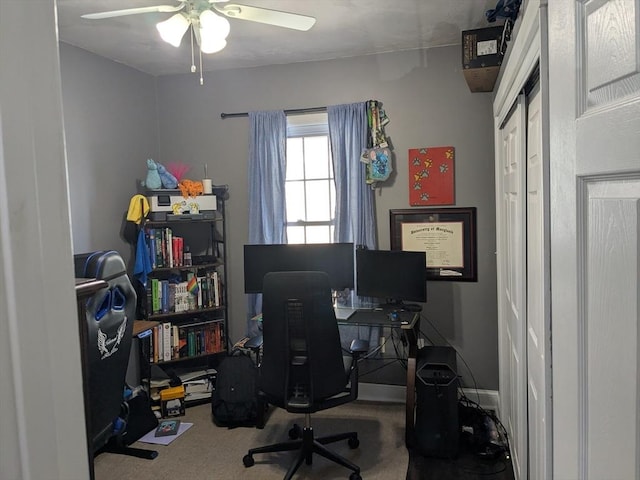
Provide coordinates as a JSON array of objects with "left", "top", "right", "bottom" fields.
[{"left": 349, "top": 339, "right": 369, "bottom": 355}]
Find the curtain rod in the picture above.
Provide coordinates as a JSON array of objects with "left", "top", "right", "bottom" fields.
[{"left": 220, "top": 106, "right": 327, "bottom": 119}]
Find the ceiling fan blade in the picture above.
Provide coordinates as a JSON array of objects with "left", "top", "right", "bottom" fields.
[
  {"left": 81, "top": 4, "right": 184, "bottom": 20},
  {"left": 212, "top": 4, "right": 316, "bottom": 31}
]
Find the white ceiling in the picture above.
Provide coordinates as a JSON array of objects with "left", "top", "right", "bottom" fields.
[{"left": 56, "top": 0, "right": 498, "bottom": 76}]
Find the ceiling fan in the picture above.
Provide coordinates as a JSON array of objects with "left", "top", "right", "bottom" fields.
[{"left": 81, "top": 0, "right": 316, "bottom": 83}]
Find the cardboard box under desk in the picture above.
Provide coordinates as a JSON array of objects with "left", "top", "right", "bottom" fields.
[{"left": 462, "top": 26, "right": 504, "bottom": 93}]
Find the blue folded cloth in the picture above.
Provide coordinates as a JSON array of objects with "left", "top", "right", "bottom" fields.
[{"left": 133, "top": 228, "right": 152, "bottom": 287}]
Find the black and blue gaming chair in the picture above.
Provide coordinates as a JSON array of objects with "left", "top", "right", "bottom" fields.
[{"left": 74, "top": 250, "right": 157, "bottom": 459}]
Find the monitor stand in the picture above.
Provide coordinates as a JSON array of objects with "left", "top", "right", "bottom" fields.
[{"left": 375, "top": 301, "right": 422, "bottom": 313}]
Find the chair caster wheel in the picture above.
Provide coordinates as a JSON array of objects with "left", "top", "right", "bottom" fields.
[
  {"left": 348, "top": 437, "right": 360, "bottom": 449},
  {"left": 289, "top": 424, "right": 301, "bottom": 439},
  {"left": 349, "top": 472, "right": 362, "bottom": 480},
  {"left": 242, "top": 454, "right": 254, "bottom": 467}
]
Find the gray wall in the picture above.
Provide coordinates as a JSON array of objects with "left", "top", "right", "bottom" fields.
[
  {"left": 58, "top": 43, "right": 498, "bottom": 390},
  {"left": 59, "top": 44, "right": 158, "bottom": 266},
  {"left": 154, "top": 46, "right": 498, "bottom": 389}
]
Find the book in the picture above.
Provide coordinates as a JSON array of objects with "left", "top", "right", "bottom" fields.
[
  {"left": 148, "top": 228, "right": 157, "bottom": 269},
  {"left": 157, "top": 279, "right": 163, "bottom": 313},
  {"left": 172, "top": 325, "right": 179, "bottom": 359},
  {"left": 152, "top": 325, "right": 159, "bottom": 363},
  {"left": 154, "top": 419, "right": 181, "bottom": 437},
  {"left": 162, "top": 322, "right": 172, "bottom": 362},
  {"left": 178, "top": 326, "right": 188, "bottom": 358},
  {"left": 166, "top": 227, "right": 173, "bottom": 267},
  {"left": 212, "top": 271, "right": 220, "bottom": 306},
  {"left": 151, "top": 278, "right": 160, "bottom": 314},
  {"left": 161, "top": 280, "right": 169, "bottom": 314},
  {"left": 156, "top": 324, "right": 163, "bottom": 361},
  {"left": 155, "top": 230, "right": 163, "bottom": 268}
]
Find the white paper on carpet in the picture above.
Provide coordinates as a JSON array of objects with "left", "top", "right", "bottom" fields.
[{"left": 138, "top": 422, "right": 193, "bottom": 445}]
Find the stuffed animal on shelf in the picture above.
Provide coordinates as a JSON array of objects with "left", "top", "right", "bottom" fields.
[
  {"left": 157, "top": 162, "right": 178, "bottom": 189},
  {"left": 144, "top": 158, "right": 162, "bottom": 190},
  {"left": 178, "top": 179, "right": 204, "bottom": 198}
]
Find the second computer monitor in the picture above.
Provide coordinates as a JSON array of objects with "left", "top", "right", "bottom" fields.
[{"left": 356, "top": 248, "right": 427, "bottom": 307}]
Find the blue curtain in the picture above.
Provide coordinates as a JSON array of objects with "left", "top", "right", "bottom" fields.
[
  {"left": 328, "top": 102, "right": 379, "bottom": 350},
  {"left": 328, "top": 102, "right": 377, "bottom": 249},
  {"left": 246, "top": 110, "right": 287, "bottom": 336}
]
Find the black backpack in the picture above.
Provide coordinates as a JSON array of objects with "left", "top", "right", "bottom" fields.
[{"left": 211, "top": 351, "right": 258, "bottom": 427}]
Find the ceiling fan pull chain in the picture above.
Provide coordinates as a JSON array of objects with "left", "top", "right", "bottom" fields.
[
  {"left": 199, "top": 47, "right": 204, "bottom": 85},
  {"left": 190, "top": 26, "right": 196, "bottom": 73}
]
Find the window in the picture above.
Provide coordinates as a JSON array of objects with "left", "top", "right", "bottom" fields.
[{"left": 285, "top": 114, "right": 335, "bottom": 244}]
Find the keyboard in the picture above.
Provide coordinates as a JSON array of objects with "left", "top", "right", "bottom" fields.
[{"left": 334, "top": 306, "right": 357, "bottom": 321}]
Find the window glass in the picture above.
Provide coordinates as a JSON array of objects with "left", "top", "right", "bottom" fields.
[
  {"left": 305, "top": 226, "right": 332, "bottom": 244},
  {"left": 305, "top": 179, "right": 332, "bottom": 221},
  {"left": 303, "top": 136, "right": 331, "bottom": 179},
  {"left": 286, "top": 137, "right": 304, "bottom": 180},
  {"left": 286, "top": 226, "right": 305, "bottom": 244},
  {"left": 285, "top": 180, "right": 305, "bottom": 221},
  {"left": 285, "top": 113, "right": 334, "bottom": 245}
]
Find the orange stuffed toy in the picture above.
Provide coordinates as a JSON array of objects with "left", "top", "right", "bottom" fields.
[{"left": 178, "top": 179, "right": 204, "bottom": 198}]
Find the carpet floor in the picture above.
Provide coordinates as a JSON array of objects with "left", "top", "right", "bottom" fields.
[{"left": 94, "top": 400, "right": 409, "bottom": 480}]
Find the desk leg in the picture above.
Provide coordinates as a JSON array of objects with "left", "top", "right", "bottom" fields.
[
  {"left": 404, "top": 323, "right": 419, "bottom": 448},
  {"left": 405, "top": 354, "right": 416, "bottom": 447}
]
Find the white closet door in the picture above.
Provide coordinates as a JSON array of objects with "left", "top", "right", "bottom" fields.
[
  {"left": 526, "top": 83, "right": 551, "bottom": 480},
  {"left": 549, "top": 0, "right": 640, "bottom": 478},
  {"left": 497, "top": 95, "right": 528, "bottom": 480}
]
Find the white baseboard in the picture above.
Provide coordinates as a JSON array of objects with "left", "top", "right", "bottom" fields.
[
  {"left": 357, "top": 383, "right": 500, "bottom": 414},
  {"left": 358, "top": 382, "right": 406, "bottom": 403}
]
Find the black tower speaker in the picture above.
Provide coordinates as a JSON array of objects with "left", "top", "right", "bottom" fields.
[{"left": 415, "top": 346, "right": 459, "bottom": 458}]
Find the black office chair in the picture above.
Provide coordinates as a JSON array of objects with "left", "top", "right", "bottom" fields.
[
  {"left": 75, "top": 250, "right": 157, "bottom": 460},
  {"left": 242, "top": 271, "right": 369, "bottom": 480}
]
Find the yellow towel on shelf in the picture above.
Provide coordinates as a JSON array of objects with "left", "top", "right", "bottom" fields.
[{"left": 127, "top": 194, "right": 150, "bottom": 224}]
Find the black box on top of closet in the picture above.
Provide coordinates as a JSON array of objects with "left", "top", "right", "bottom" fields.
[{"left": 462, "top": 25, "right": 505, "bottom": 92}]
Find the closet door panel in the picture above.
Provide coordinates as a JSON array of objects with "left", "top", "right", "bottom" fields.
[{"left": 497, "top": 96, "right": 528, "bottom": 480}]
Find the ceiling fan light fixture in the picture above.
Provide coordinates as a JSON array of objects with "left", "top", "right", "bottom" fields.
[
  {"left": 156, "top": 13, "right": 190, "bottom": 47},
  {"left": 199, "top": 9, "right": 231, "bottom": 39},
  {"left": 198, "top": 33, "right": 227, "bottom": 54}
]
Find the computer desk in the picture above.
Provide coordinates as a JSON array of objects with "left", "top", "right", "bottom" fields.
[{"left": 338, "top": 309, "right": 420, "bottom": 447}]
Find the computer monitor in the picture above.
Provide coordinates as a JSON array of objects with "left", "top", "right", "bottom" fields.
[
  {"left": 356, "top": 248, "right": 427, "bottom": 309},
  {"left": 243, "top": 243, "right": 354, "bottom": 293}
]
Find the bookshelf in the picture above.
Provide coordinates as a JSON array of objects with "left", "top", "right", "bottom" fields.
[{"left": 139, "top": 186, "right": 229, "bottom": 372}]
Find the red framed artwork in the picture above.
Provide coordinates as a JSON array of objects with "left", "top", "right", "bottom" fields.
[{"left": 408, "top": 146, "right": 455, "bottom": 206}]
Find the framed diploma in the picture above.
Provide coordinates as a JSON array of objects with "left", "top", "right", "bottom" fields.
[{"left": 389, "top": 207, "right": 477, "bottom": 281}]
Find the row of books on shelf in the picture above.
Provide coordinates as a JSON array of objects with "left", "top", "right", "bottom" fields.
[
  {"left": 148, "top": 271, "right": 221, "bottom": 315},
  {"left": 150, "top": 320, "right": 225, "bottom": 363},
  {"left": 145, "top": 227, "right": 192, "bottom": 269}
]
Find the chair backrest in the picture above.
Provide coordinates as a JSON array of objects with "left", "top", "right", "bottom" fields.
[
  {"left": 259, "top": 271, "right": 348, "bottom": 409},
  {"left": 75, "top": 251, "right": 135, "bottom": 452}
]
